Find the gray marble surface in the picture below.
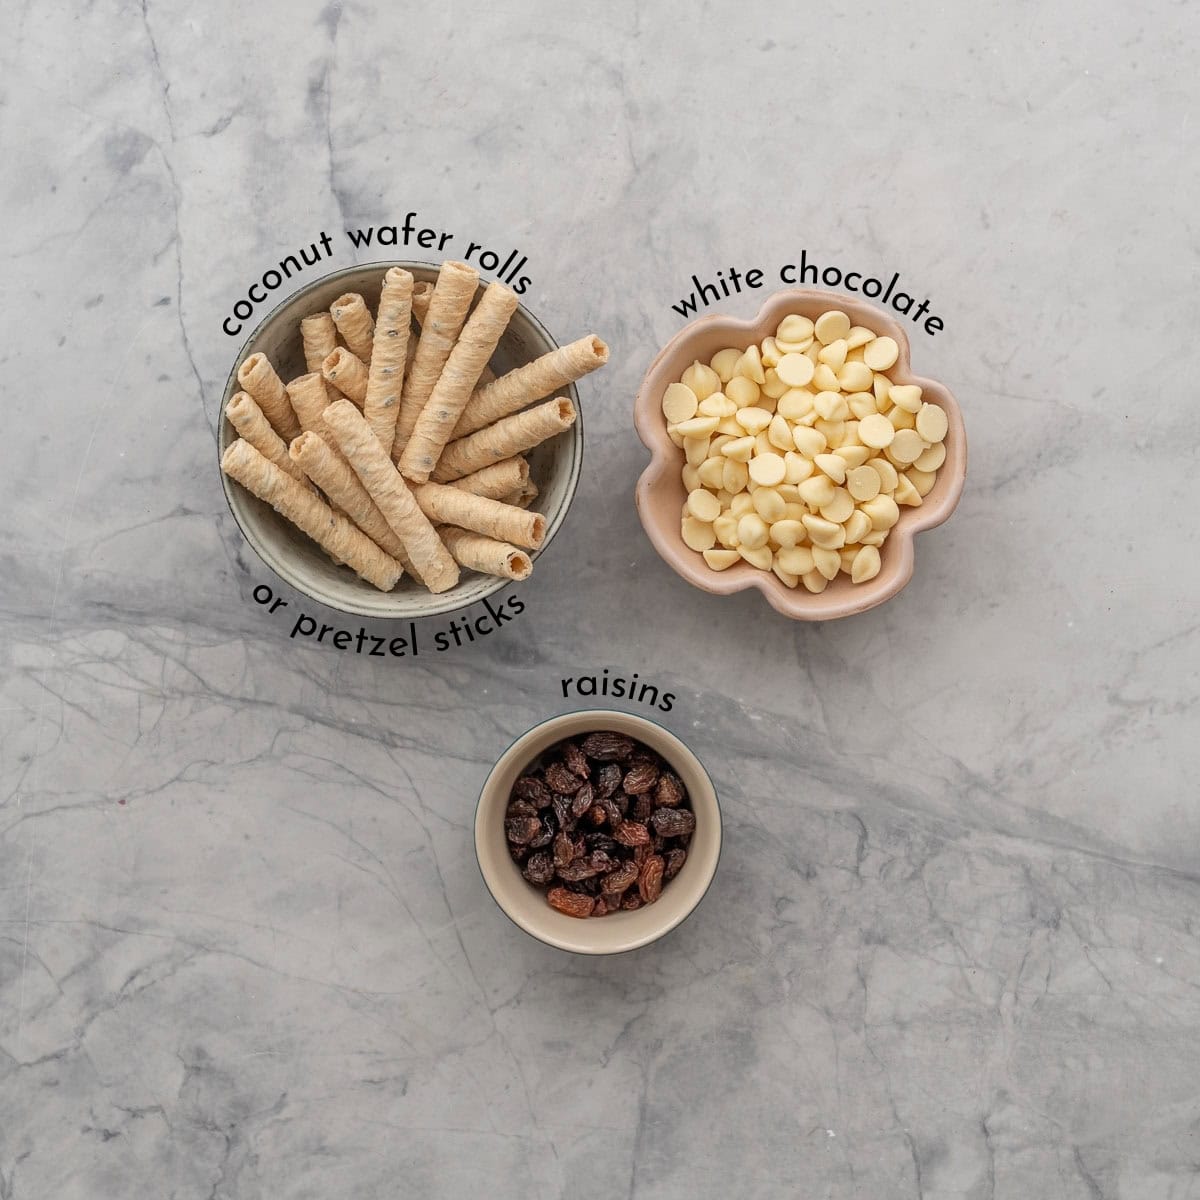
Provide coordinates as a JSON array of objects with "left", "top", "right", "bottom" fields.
[{"left": 3, "top": 1, "right": 1198, "bottom": 1196}]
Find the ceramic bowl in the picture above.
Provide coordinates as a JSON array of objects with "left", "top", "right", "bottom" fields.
[
  {"left": 475, "top": 710, "right": 721, "bottom": 955},
  {"left": 634, "top": 289, "right": 966, "bottom": 619},
  {"left": 219, "top": 261, "right": 584, "bottom": 619}
]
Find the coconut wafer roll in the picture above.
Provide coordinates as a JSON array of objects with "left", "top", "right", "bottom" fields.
[
  {"left": 322, "top": 347, "right": 369, "bottom": 407},
  {"left": 411, "top": 279, "right": 495, "bottom": 387},
  {"left": 363, "top": 267, "right": 414, "bottom": 453},
  {"left": 392, "top": 260, "right": 479, "bottom": 460},
  {"left": 237, "top": 353, "right": 302, "bottom": 442},
  {"left": 410, "top": 281, "right": 434, "bottom": 325},
  {"left": 330, "top": 293, "right": 375, "bottom": 364},
  {"left": 301, "top": 313, "right": 341, "bottom": 403},
  {"left": 440, "top": 527, "right": 532, "bottom": 581},
  {"left": 412, "top": 482, "right": 545, "bottom": 549},
  {"left": 400, "top": 281, "right": 519, "bottom": 483},
  {"left": 452, "top": 335, "right": 607, "bottom": 438},
  {"left": 221, "top": 439, "right": 402, "bottom": 591},
  {"left": 286, "top": 372, "right": 337, "bottom": 440},
  {"left": 450, "top": 457, "right": 529, "bottom": 500},
  {"left": 289, "top": 432, "right": 409, "bottom": 562},
  {"left": 432, "top": 397, "right": 576, "bottom": 482},
  {"left": 225, "top": 392, "right": 306, "bottom": 482},
  {"left": 323, "top": 400, "right": 460, "bottom": 593}
]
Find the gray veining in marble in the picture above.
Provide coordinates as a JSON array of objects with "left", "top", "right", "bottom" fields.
[{"left": 2, "top": 1, "right": 1199, "bottom": 1196}]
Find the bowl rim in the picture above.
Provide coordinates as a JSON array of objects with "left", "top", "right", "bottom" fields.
[
  {"left": 473, "top": 708, "right": 723, "bottom": 955},
  {"left": 633, "top": 287, "right": 967, "bottom": 620},
  {"left": 218, "top": 259, "right": 584, "bottom": 620}
]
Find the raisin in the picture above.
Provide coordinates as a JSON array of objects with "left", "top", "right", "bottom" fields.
[
  {"left": 506, "top": 799, "right": 538, "bottom": 818},
  {"left": 513, "top": 776, "right": 553, "bottom": 807},
  {"left": 558, "top": 858, "right": 606, "bottom": 881},
  {"left": 545, "top": 762, "right": 583, "bottom": 795},
  {"left": 598, "top": 797, "right": 623, "bottom": 827},
  {"left": 602, "top": 860, "right": 639, "bottom": 894},
  {"left": 651, "top": 808, "right": 696, "bottom": 838},
  {"left": 570, "top": 783, "right": 595, "bottom": 818},
  {"left": 623, "top": 760, "right": 660, "bottom": 794},
  {"left": 528, "top": 820, "right": 554, "bottom": 849},
  {"left": 504, "top": 816, "right": 542, "bottom": 845},
  {"left": 664, "top": 848, "right": 687, "bottom": 880},
  {"left": 508, "top": 843, "right": 529, "bottom": 863},
  {"left": 621, "top": 893, "right": 643, "bottom": 911},
  {"left": 638, "top": 855, "right": 664, "bottom": 903},
  {"left": 563, "top": 741, "right": 589, "bottom": 778},
  {"left": 581, "top": 732, "right": 634, "bottom": 761},
  {"left": 654, "top": 773, "right": 685, "bottom": 808},
  {"left": 595, "top": 763, "right": 623, "bottom": 798},
  {"left": 632, "top": 793, "right": 654, "bottom": 823},
  {"left": 613, "top": 820, "right": 651, "bottom": 847},
  {"left": 547, "top": 887, "right": 594, "bottom": 918},
  {"left": 523, "top": 852, "right": 555, "bottom": 885},
  {"left": 552, "top": 832, "right": 576, "bottom": 868},
  {"left": 552, "top": 796, "right": 572, "bottom": 833},
  {"left": 592, "top": 896, "right": 610, "bottom": 917}
]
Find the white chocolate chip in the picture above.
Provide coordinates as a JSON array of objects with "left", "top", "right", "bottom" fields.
[
  {"left": 845, "top": 325, "right": 876, "bottom": 350},
  {"left": 723, "top": 436, "right": 756, "bottom": 463},
  {"left": 777, "top": 314, "right": 814, "bottom": 344},
  {"left": 698, "top": 392, "right": 736, "bottom": 418},
  {"left": 820, "top": 487, "right": 854, "bottom": 524},
  {"left": 888, "top": 383, "right": 923, "bottom": 413},
  {"left": 813, "top": 453, "right": 847, "bottom": 484},
  {"left": 736, "top": 344, "right": 766, "bottom": 384},
  {"left": 738, "top": 543, "right": 773, "bottom": 570},
  {"left": 915, "top": 403, "right": 948, "bottom": 443},
  {"left": 687, "top": 489, "right": 722, "bottom": 522},
  {"left": 834, "top": 444, "right": 871, "bottom": 468},
  {"left": 674, "top": 415, "right": 720, "bottom": 438},
  {"left": 893, "top": 473, "right": 923, "bottom": 507},
  {"left": 914, "top": 441, "right": 946, "bottom": 472},
  {"left": 662, "top": 382, "right": 698, "bottom": 424},
  {"left": 770, "top": 519, "right": 806, "bottom": 548},
  {"left": 814, "top": 310, "right": 851, "bottom": 345},
  {"left": 798, "top": 474, "right": 836, "bottom": 508},
  {"left": 681, "top": 360, "right": 721, "bottom": 400},
  {"left": 784, "top": 451, "right": 815, "bottom": 483},
  {"left": 777, "top": 545, "right": 815, "bottom": 575},
  {"left": 837, "top": 361, "right": 873, "bottom": 393},
  {"left": 771, "top": 562, "right": 799, "bottom": 588},
  {"left": 812, "top": 364, "right": 841, "bottom": 393},
  {"left": 681, "top": 516, "right": 717, "bottom": 551},
  {"left": 775, "top": 353, "right": 816, "bottom": 388},
  {"left": 681, "top": 464, "right": 702, "bottom": 492},
  {"left": 889, "top": 428, "right": 926, "bottom": 464},
  {"left": 710, "top": 347, "right": 742, "bottom": 383},
  {"left": 801, "top": 568, "right": 828, "bottom": 593},
  {"left": 726, "top": 375, "right": 761, "bottom": 408},
  {"left": 697, "top": 457, "right": 725, "bottom": 489},
  {"left": 857, "top": 412, "right": 895, "bottom": 449},
  {"left": 843, "top": 509, "right": 872, "bottom": 545},
  {"left": 748, "top": 453, "right": 787, "bottom": 487},
  {"left": 817, "top": 338, "right": 848, "bottom": 369},
  {"left": 791, "top": 425, "right": 826, "bottom": 457},
  {"left": 752, "top": 487, "right": 786, "bottom": 523},
  {"left": 761, "top": 368, "right": 788, "bottom": 399},
  {"left": 860, "top": 494, "right": 900, "bottom": 530},
  {"left": 846, "top": 464, "right": 882, "bottom": 502},
  {"left": 851, "top": 544, "right": 881, "bottom": 583},
  {"left": 863, "top": 336, "right": 899, "bottom": 371},
  {"left": 713, "top": 512, "right": 740, "bottom": 547},
  {"left": 906, "top": 466, "right": 936, "bottom": 496},
  {"left": 768, "top": 414, "right": 795, "bottom": 451},
  {"left": 684, "top": 435, "right": 710, "bottom": 466},
  {"left": 812, "top": 544, "right": 841, "bottom": 581},
  {"left": 722, "top": 458, "right": 750, "bottom": 493},
  {"left": 703, "top": 547, "right": 741, "bottom": 570}
]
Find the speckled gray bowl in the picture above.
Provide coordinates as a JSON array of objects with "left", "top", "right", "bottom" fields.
[{"left": 219, "top": 261, "right": 584, "bottom": 619}]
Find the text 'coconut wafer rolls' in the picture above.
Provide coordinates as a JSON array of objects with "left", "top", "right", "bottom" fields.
[
  {"left": 323, "top": 400, "right": 460, "bottom": 593},
  {"left": 432, "top": 397, "right": 576, "bottom": 482},
  {"left": 450, "top": 457, "right": 529, "bottom": 500},
  {"left": 440, "top": 527, "right": 531, "bottom": 581},
  {"left": 412, "top": 482, "right": 545, "bottom": 549},
  {"left": 452, "top": 335, "right": 607, "bottom": 438},
  {"left": 221, "top": 439, "right": 402, "bottom": 591},
  {"left": 225, "top": 392, "right": 306, "bottom": 482},
  {"left": 392, "top": 260, "right": 478, "bottom": 460},
  {"left": 237, "top": 353, "right": 302, "bottom": 442},
  {"left": 363, "top": 267, "right": 414, "bottom": 453},
  {"left": 301, "top": 312, "right": 340, "bottom": 403},
  {"left": 330, "top": 292, "right": 375, "bottom": 364},
  {"left": 322, "top": 347, "right": 369, "bottom": 407},
  {"left": 400, "top": 281, "right": 518, "bottom": 483},
  {"left": 289, "top": 432, "right": 409, "bottom": 563}
]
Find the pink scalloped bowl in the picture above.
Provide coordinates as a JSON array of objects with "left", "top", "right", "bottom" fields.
[{"left": 634, "top": 289, "right": 967, "bottom": 620}]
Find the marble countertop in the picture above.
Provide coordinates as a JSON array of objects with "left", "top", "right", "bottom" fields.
[{"left": 3, "top": 2, "right": 1198, "bottom": 1196}]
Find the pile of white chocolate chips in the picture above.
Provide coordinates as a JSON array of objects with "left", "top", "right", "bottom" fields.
[{"left": 663, "top": 309, "right": 948, "bottom": 593}]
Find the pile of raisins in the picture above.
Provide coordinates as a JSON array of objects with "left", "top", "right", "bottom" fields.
[{"left": 505, "top": 730, "right": 695, "bottom": 918}]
